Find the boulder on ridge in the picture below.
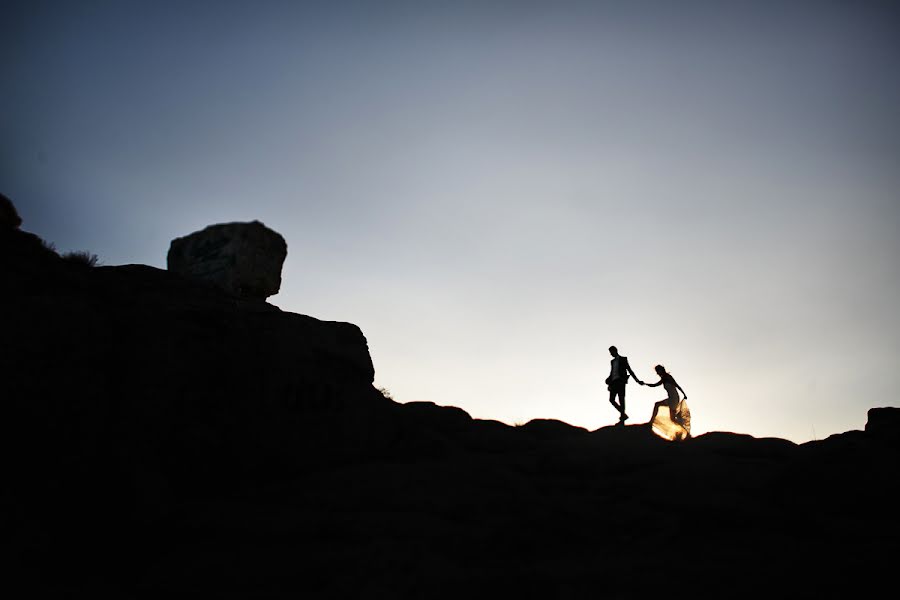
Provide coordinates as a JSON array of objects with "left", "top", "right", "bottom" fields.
[{"left": 167, "top": 220, "right": 287, "bottom": 299}]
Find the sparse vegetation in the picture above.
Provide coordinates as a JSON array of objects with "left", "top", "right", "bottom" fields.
[
  {"left": 37, "top": 237, "right": 100, "bottom": 266},
  {"left": 62, "top": 250, "right": 100, "bottom": 267},
  {"left": 377, "top": 387, "right": 393, "bottom": 400},
  {"left": 40, "top": 238, "right": 58, "bottom": 255}
]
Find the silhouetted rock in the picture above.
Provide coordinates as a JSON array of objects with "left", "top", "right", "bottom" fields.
[
  {"left": 399, "top": 401, "right": 473, "bottom": 433},
  {"left": 462, "top": 418, "right": 529, "bottom": 453},
  {"left": 518, "top": 418, "right": 588, "bottom": 440},
  {"left": 688, "top": 430, "right": 797, "bottom": 458},
  {"left": 0, "top": 220, "right": 67, "bottom": 296},
  {"left": 167, "top": 220, "right": 287, "bottom": 299},
  {"left": 865, "top": 406, "right": 900, "bottom": 446},
  {"left": 3, "top": 219, "right": 897, "bottom": 599},
  {"left": 4, "top": 221, "right": 382, "bottom": 537},
  {"left": 1, "top": 192, "right": 22, "bottom": 228}
]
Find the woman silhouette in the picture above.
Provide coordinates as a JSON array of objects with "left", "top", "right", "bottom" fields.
[{"left": 645, "top": 365, "right": 687, "bottom": 426}]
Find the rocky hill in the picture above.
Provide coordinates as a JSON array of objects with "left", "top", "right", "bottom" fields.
[{"left": 2, "top": 213, "right": 898, "bottom": 598}]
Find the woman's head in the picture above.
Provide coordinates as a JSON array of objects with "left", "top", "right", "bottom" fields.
[{"left": 655, "top": 365, "right": 667, "bottom": 376}]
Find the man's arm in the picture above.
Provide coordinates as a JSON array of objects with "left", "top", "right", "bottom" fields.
[{"left": 625, "top": 359, "right": 644, "bottom": 385}]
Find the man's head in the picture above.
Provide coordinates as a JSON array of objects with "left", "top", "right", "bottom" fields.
[{"left": 609, "top": 346, "right": 619, "bottom": 357}]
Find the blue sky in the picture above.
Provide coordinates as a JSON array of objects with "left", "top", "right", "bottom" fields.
[{"left": 3, "top": 0, "right": 899, "bottom": 441}]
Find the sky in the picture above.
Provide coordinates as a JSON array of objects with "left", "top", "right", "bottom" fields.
[{"left": 3, "top": 0, "right": 899, "bottom": 443}]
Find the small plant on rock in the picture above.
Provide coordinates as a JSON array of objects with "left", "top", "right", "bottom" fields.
[{"left": 62, "top": 250, "right": 100, "bottom": 267}]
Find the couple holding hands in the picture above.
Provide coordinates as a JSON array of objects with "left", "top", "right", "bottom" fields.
[{"left": 604, "top": 345, "right": 687, "bottom": 427}]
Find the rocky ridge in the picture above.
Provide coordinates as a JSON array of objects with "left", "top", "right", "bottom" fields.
[{"left": 1, "top": 215, "right": 898, "bottom": 598}]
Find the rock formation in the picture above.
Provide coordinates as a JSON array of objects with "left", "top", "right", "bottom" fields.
[
  {"left": 167, "top": 220, "right": 287, "bottom": 299},
  {"left": 2, "top": 199, "right": 897, "bottom": 598},
  {"left": 865, "top": 406, "right": 900, "bottom": 446},
  {"left": 1, "top": 192, "right": 22, "bottom": 229}
]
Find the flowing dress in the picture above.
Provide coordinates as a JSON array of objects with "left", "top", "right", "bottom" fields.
[{"left": 651, "top": 376, "right": 691, "bottom": 441}]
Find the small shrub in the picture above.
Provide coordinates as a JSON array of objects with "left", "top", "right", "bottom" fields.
[
  {"left": 62, "top": 250, "right": 100, "bottom": 267},
  {"left": 40, "top": 238, "right": 58, "bottom": 255},
  {"left": 377, "top": 387, "right": 393, "bottom": 401}
]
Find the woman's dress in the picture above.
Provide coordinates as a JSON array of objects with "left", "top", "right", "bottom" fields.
[{"left": 651, "top": 376, "right": 691, "bottom": 441}]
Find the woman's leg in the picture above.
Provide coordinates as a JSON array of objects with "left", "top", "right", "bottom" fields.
[
  {"left": 649, "top": 400, "right": 666, "bottom": 424},
  {"left": 669, "top": 399, "right": 682, "bottom": 424}
]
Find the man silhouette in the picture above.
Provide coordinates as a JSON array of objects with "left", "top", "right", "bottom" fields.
[{"left": 605, "top": 346, "right": 643, "bottom": 425}]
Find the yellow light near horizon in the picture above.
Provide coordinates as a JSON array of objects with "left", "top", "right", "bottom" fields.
[{"left": 650, "top": 402, "right": 691, "bottom": 441}]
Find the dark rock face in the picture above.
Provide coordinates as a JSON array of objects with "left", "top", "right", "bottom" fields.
[
  {"left": 865, "top": 406, "right": 900, "bottom": 446},
  {"left": 517, "top": 418, "right": 588, "bottom": 440},
  {"left": 3, "top": 221, "right": 898, "bottom": 598},
  {"left": 1, "top": 192, "right": 23, "bottom": 228},
  {"left": 167, "top": 220, "right": 287, "bottom": 299}
]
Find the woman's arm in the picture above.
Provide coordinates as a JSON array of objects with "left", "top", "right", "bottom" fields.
[
  {"left": 646, "top": 379, "right": 663, "bottom": 388},
  {"left": 674, "top": 379, "right": 687, "bottom": 399}
]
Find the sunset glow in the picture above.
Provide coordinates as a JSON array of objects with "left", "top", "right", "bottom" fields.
[{"left": 4, "top": 1, "right": 898, "bottom": 442}]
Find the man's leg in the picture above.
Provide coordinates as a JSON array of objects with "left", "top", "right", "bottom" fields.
[
  {"left": 608, "top": 389, "right": 621, "bottom": 412},
  {"left": 616, "top": 385, "right": 628, "bottom": 423}
]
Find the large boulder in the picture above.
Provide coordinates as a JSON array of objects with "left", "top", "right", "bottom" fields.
[{"left": 167, "top": 221, "right": 287, "bottom": 299}]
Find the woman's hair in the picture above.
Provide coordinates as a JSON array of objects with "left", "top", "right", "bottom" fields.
[{"left": 655, "top": 364, "right": 667, "bottom": 375}]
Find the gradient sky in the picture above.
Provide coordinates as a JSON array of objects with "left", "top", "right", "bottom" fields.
[{"left": 4, "top": 0, "right": 899, "bottom": 442}]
